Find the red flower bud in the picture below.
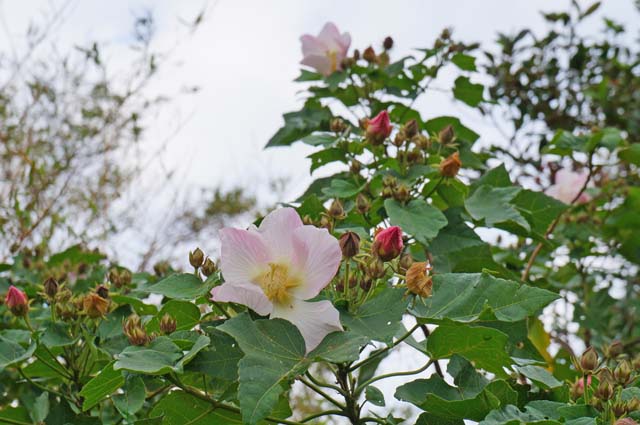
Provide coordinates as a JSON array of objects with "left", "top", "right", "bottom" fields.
[
  {"left": 5, "top": 286, "right": 28, "bottom": 316},
  {"left": 366, "top": 111, "right": 392, "bottom": 145},
  {"left": 374, "top": 226, "right": 403, "bottom": 261}
]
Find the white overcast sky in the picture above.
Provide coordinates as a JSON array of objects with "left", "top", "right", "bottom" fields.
[{"left": 1, "top": 1, "right": 637, "bottom": 421}]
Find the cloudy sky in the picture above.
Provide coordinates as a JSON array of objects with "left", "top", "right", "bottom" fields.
[{"left": 1, "top": 1, "right": 637, "bottom": 420}]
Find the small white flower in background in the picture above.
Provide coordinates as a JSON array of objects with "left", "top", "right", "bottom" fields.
[
  {"left": 211, "top": 208, "right": 343, "bottom": 352},
  {"left": 300, "top": 22, "right": 351, "bottom": 76},
  {"left": 545, "top": 168, "right": 591, "bottom": 204}
]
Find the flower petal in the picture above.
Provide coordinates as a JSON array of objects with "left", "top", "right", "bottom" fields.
[
  {"left": 256, "top": 207, "right": 303, "bottom": 261},
  {"left": 272, "top": 299, "right": 342, "bottom": 352},
  {"left": 291, "top": 225, "right": 341, "bottom": 300},
  {"left": 300, "top": 34, "right": 326, "bottom": 57},
  {"left": 211, "top": 283, "right": 273, "bottom": 316},
  {"left": 301, "top": 54, "right": 332, "bottom": 76},
  {"left": 220, "top": 228, "right": 271, "bottom": 283}
]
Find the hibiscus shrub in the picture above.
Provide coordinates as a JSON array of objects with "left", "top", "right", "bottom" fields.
[{"left": 1, "top": 15, "right": 640, "bottom": 425}]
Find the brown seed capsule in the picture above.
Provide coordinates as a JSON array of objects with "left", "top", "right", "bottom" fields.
[
  {"left": 581, "top": 347, "right": 599, "bottom": 372},
  {"left": 83, "top": 292, "right": 110, "bottom": 318},
  {"left": 363, "top": 46, "right": 376, "bottom": 63},
  {"left": 440, "top": 152, "right": 462, "bottom": 178},
  {"left": 405, "top": 262, "right": 433, "bottom": 298},
  {"left": 330, "top": 117, "right": 347, "bottom": 134},
  {"left": 201, "top": 257, "right": 217, "bottom": 277},
  {"left": 356, "top": 193, "right": 371, "bottom": 214},
  {"left": 159, "top": 313, "right": 177, "bottom": 335},
  {"left": 96, "top": 285, "right": 109, "bottom": 299},
  {"left": 339, "top": 232, "right": 361, "bottom": 258},
  {"left": 189, "top": 248, "right": 205, "bottom": 268},
  {"left": 438, "top": 124, "right": 455, "bottom": 145},
  {"left": 43, "top": 277, "right": 59, "bottom": 299},
  {"left": 383, "top": 36, "right": 394, "bottom": 50},
  {"left": 403, "top": 119, "right": 418, "bottom": 139},
  {"left": 328, "top": 199, "right": 345, "bottom": 219}
]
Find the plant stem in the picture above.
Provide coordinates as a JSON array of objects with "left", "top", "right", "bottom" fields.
[
  {"left": 355, "top": 360, "right": 432, "bottom": 395},
  {"left": 299, "top": 378, "right": 345, "bottom": 409},
  {"left": 300, "top": 410, "right": 347, "bottom": 423}
]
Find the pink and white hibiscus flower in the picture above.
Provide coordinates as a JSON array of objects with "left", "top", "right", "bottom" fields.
[
  {"left": 545, "top": 168, "right": 591, "bottom": 204},
  {"left": 300, "top": 22, "right": 351, "bottom": 76},
  {"left": 211, "top": 208, "right": 343, "bottom": 351}
]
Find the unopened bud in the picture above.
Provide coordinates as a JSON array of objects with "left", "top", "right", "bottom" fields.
[
  {"left": 399, "top": 254, "right": 414, "bottom": 272},
  {"left": 407, "top": 147, "right": 424, "bottom": 164},
  {"left": 612, "top": 401, "right": 627, "bottom": 417},
  {"left": 393, "top": 131, "right": 406, "bottom": 147},
  {"left": 378, "top": 51, "right": 389, "bottom": 67},
  {"left": 367, "top": 258, "right": 386, "bottom": 279},
  {"left": 360, "top": 278, "right": 373, "bottom": 291},
  {"left": 627, "top": 398, "right": 640, "bottom": 412},
  {"left": 363, "top": 46, "right": 376, "bottom": 63},
  {"left": 383, "top": 36, "right": 394, "bottom": 50},
  {"left": 438, "top": 124, "right": 455, "bottom": 145},
  {"left": 403, "top": 119, "right": 418, "bottom": 139},
  {"left": 393, "top": 184, "right": 411, "bottom": 203},
  {"left": 159, "top": 313, "right": 177, "bottom": 335},
  {"left": 382, "top": 175, "right": 397, "bottom": 188},
  {"left": 353, "top": 49, "right": 360, "bottom": 61},
  {"left": 581, "top": 347, "right": 599, "bottom": 372},
  {"left": 201, "top": 257, "right": 217, "bottom": 277},
  {"left": 330, "top": 117, "right": 347, "bottom": 134},
  {"left": 328, "top": 199, "right": 345, "bottom": 219},
  {"left": 349, "top": 275, "right": 358, "bottom": 289},
  {"left": 335, "top": 282, "right": 344, "bottom": 292},
  {"left": 406, "top": 262, "right": 433, "bottom": 298},
  {"left": 373, "top": 226, "right": 404, "bottom": 261},
  {"left": 339, "top": 232, "right": 360, "bottom": 258},
  {"left": 607, "top": 341, "right": 624, "bottom": 359},
  {"left": 596, "top": 380, "right": 614, "bottom": 401},
  {"left": 615, "top": 360, "right": 632, "bottom": 385},
  {"left": 43, "top": 277, "right": 59, "bottom": 299},
  {"left": 412, "top": 134, "right": 431, "bottom": 150},
  {"left": 189, "top": 248, "right": 205, "bottom": 268},
  {"left": 5, "top": 286, "right": 28, "bottom": 317},
  {"left": 124, "top": 314, "right": 149, "bottom": 346},
  {"left": 350, "top": 160, "right": 362, "bottom": 175},
  {"left": 109, "top": 268, "right": 121, "bottom": 288},
  {"left": 440, "top": 152, "right": 461, "bottom": 178},
  {"left": 120, "top": 269, "right": 132, "bottom": 286},
  {"left": 83, "top": 292, "right": 110, "bottom": 318},
  {"left": 356, "top": 193, "right": 371, "bottom": 214}
]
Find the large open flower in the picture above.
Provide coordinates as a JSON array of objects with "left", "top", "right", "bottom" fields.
[
  {"left": 545, "top": 168, "right": 591, "bottom": 204},
  {"left": 211, "top": 208, "right": 343, "bottom": 351},
  {"left": 300, "top": 22, "right": 351, "bottom": 76}
]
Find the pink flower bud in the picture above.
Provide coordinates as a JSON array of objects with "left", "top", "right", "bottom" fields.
[
  {"left": 366, "top": 111, "right": 392, "bottom": 145},
  {"left": 374, "top": 226, "right": 403, "bottom": 261},
  {"left": 5, "top": 286, "right": 28, "bottom": 316}
]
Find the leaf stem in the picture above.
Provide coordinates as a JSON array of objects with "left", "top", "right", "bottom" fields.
[
  {"left": 348, "top": 324, "right": 420, "bottom": 373},
  {"left": 355, "top": 360, "right": 432, "bottom": 395},
  {"left": 299, "top": 378, "right": 345, "bottom": 409}
]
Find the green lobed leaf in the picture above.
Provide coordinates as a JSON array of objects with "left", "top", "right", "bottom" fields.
[
  {"left": 80, "top": 361, "right": 125, "bottom": 411},
  {"left": 114, "top": 336, "right": 183, "bottom": 375},
  {"left": 465, "top": 185, "right": 531, "bottom": 232},
  {"left": 149, "top": 391, "right": 242, "bottom": 424},
  {"left": 218, "top": 313, "right": 307, "bottom": 425},
  {"left": 321, "top": 179, "right": 365, "bottom": 198},
  {"left": 427, "top": 323, "right": 512, "bottom": 377},
  {"left": 453, "top": 76, "right": 484, "bottom": 107},
  {"left": 112, "top": 376, "right": 146, "bottom": 419},
  {"left": 514, "top": 365, "right": 562, "bottom": 389},
  {"left": 187, "top": 328, "right": 244, "bottom": 381},
  {"left": 411, "top": 273, "right": 559, "bottom": 322},
  {"left": 143, "top": 273, "right": 211, "bottom": 300},
  {"left": 266, "top": 100, "right": 332, "bottom": 148},
  {"left": 451, "top": 53, "right": 477, "bottom": 71},
  {"left": 308, "top": 331, "right": 369, "bottom": 363},
  {"left": 340, "top": 287, "right": 408, "bottom": 344},
  {"left": 0, "top": 334, "right": 36, "bottom": 370},
  {"left": 384, "top": 199, "right": 448, "bottom": 244}
]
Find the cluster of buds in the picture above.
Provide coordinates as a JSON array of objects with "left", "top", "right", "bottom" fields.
[
  {"left": 573, "top": 345, "right": 640, "bottom": 420},
  {"left": 5, "top": 286, "right": 29, "bottom": 317},
  {"left": 123, "top": 314, "right": 155, "bottom": 346},
  {"left": 188, "top": 247, "right": 217, "bottom": 277},
  {"left": 108, "top": 267, "right": 132, "bottom": 289}
]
